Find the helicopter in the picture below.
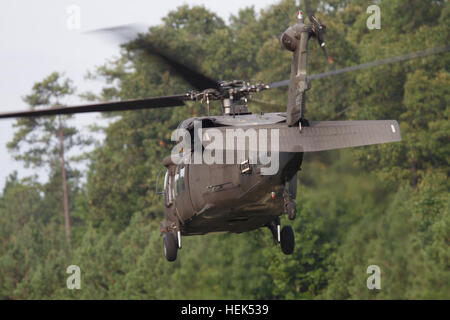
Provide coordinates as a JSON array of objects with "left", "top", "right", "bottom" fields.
[{"left": 1, "top": 3, "right": 449, "bottom": 262}]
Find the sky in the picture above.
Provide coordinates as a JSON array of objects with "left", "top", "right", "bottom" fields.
[{"left": 0, "top": 0, "right": 279, "bottom": 190}]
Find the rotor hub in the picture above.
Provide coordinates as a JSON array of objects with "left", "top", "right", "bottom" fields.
[{"left": 185, "top": 80, "right": 269, "bottom": 115}]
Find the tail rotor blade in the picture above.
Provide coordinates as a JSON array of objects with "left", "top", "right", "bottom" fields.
[{"left": 321, "top": 45, "right": 334, "bottom": 69}]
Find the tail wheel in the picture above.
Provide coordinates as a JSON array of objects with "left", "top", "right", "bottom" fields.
[
  {"left": 280, "top": 226, "right": 295, "bottom": 255},
  {"left": 163, "top": 232, "right": 178, "bottom": 262}
]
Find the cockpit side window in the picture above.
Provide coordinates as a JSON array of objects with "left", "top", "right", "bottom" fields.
[
  {"left": 175, "top": 166, "right": 186, "bottom": 196},
  {"left": 164, "top": 170, "right": 175, "bottom": 206}
]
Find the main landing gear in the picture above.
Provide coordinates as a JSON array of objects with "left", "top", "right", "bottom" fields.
[
  {"left": 163, "top": 230, "right": 182, "bottom": 262},
  {"left": 267, "top": 217, "right": 295, "bottom": 255}
]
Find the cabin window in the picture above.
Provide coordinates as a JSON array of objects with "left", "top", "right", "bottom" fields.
[
  {"left": 175, "top": 166, "right": 186, "bottom": 196},
  {"left": 164, "top": 171, "right": 174, "bottom": 206}
]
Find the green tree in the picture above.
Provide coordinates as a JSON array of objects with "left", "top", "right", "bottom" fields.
[{"left": 8, "top": 72, "right": 92, "bottom": 250}]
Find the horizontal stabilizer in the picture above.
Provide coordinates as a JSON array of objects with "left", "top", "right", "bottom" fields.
[
  {"left": 201, "top": 120, "right": 401, "bottom": 153},
  {"left": 277, "top": 120, "right": 401, "bottom": 152}
]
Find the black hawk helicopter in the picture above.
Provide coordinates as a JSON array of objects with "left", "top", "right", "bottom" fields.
[{"left": 1, "top": 4, "right": 449, "bottom": 262}]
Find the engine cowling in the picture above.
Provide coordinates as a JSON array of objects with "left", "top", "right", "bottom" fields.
[{"left": 280, "top": 26, "right": 299, "bottom": 52}]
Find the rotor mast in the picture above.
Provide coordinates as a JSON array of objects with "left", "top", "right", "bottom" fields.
[{"left": 215, "top": 80, "right": 268, "bottom": 116}]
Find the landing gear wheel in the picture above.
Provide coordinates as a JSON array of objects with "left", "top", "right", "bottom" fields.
[
  {"left": 280, "top": 226, "right": 295, "bottom": 255},
  {"left": 163, "top": 232, "right": 178, "bottom": 262}
]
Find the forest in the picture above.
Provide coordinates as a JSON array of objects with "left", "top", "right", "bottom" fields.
[{"left": 0, "top": 0, "right": 448, "bottom": 299}]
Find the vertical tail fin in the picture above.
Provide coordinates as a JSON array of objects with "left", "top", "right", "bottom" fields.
[{"left": 280, "top": 12, "right": 310, "bottom": 126}]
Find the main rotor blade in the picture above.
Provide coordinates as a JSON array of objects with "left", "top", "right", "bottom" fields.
[
  {"left": 268, "top": 45, "right": 450, "bottom": 88},
  {"left": 88, "top": 24, "right": 220, "bottom": 91},
  {"left": 85, "top": 23, "right": 148, "bottom": 43},
  {"left": 309, "top": 45, "right": 450, "bottom": 80},
  {"left": 134, "top": 36, "right": 221, "bottom": 91},
  {"left": 0, "top": 94, "right": 189, "bottom": 119},
  {"left": 250, "top": 98, "right": 285, "bottom": 109}
]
